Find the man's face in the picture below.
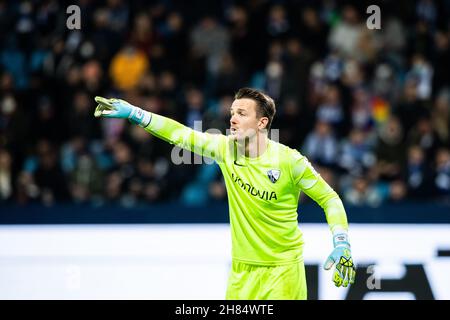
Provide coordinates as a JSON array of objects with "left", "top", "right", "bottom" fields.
[{"left": 230, "top": 98, "right": 266, "bottom": 140}]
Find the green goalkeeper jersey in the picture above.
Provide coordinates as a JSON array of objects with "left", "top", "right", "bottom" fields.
[{"left": 145, "top": 114, "right": 349, "bottom": 266}]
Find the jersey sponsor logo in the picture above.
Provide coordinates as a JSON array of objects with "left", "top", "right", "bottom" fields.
[
  {"left": 267, "top": 169, "right": 281, "bottom": 183},
  {"left": 231, "top": 173, "right": 278, "bottom": 201}
]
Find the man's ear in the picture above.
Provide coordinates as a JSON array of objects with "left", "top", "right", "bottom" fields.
[{"left": 258, "top": 117, "right": 269, "bottom": 130}]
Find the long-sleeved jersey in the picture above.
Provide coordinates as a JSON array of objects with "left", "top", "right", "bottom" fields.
[{"left": 144, "top": 114, "right": 348, "bottom": 265}]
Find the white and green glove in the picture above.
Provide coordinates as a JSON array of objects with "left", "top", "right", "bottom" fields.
[
  {"left": 324, "top": 233, "right": 356, "bottom": 287},
  {"left": 94, "top": 96, "right": 152, "bottom": 127}
]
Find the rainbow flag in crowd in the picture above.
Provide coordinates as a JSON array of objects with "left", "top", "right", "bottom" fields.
[{"left": 371, "top": 96, "right": 390, "bottom": 124}]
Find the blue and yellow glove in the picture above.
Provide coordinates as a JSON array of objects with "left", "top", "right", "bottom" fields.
[
  {"left": 94, "top": 96, "right": 152, "bottom": 127},
  {"left": 323, "top": 233, "right": 356, "bottom": 287}
]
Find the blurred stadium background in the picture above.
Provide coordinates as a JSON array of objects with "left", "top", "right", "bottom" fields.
[{"left": 0, "top": 0, "right": 449, "bottom": 299}]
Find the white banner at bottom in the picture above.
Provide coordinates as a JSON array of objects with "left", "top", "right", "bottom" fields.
[{"left": 0, "top": 224, "right": 449, "bottom": 299}]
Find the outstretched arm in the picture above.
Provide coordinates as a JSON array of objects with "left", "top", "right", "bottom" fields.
[
  {"left": 94, "top": 96, "right": 227, "bottom": 162},
  {"left": 291, "top": 154, "right": 356, "bottom": 287}
]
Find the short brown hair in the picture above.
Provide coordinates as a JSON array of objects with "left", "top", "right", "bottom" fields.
[{"left": 234, "top": 87, "right": 276, "bottom": 130}]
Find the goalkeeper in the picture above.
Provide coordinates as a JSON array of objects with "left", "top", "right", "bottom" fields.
[{"left": 94, "top": 88, "right": 356, "bottom": 299}]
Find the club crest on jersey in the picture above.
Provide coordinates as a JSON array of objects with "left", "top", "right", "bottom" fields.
[{"left": 267, "top": 169, "right": 281, "bottom": 183}]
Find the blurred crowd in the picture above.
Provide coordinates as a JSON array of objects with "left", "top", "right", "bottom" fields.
[{"left": 0, "top": 0, "right": 450, "bottom": 208}]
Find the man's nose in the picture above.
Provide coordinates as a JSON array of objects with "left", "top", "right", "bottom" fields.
[{"left": 230, "top": 115, "right": 238, "bottom": 125}]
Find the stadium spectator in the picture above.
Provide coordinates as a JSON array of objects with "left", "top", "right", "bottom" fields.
[
  {"left": 408, "top": 115, "right": 443, "bottom": 157},
  {"left": 274, "top": 97, "right": 303, "bottom": 149},
  {"left": 68, "top": 90, "right": 101, "bottom": 140},
  {"left": 226, "top": 6, "right": 253, "bottom": 74},
  {"left": 393, "top": 78, "right": 429, "bottom": 133},
  {"left": 373, "top": 116, "right": 407, "bottom": 182},
  {"left": 0, "top": 149, "right": 13, "bottom": 202},
  {"left": 184, "top": 87, "right": 205, "bottom": 129},
  {"left": 190, "top": 16, "right": 230, "bottom": 76},
  {"left": 434, "top": 148, "right": 450, "bottom": 201},
  {"left": 280, "top": 38, "right": 312, "bottom": 108},
  {"left": 209, "top": 52, "right": 245, "bottom": 98},
  {"left": 204, "top": 94, "right": 234, "bottom": 134},
  {"left": 432, "top": 31, "right": 450, "bottom": 93},
  {"left": 70, "top": 153, "right": 104, "bottom": 204},
  {"left": 431, "top": 90, "right": 450, "bottom": 147},
  {"left": 33, "top": 139, "right": 70, "bottom": 205},
  {"left": 343, "top": 175, "right": 383, "bottom": 207},
  {"left": 338, "top": 128, "right": 375, "bottom": 176},
  {"left": 158, "top": 12, "right": 188, "bottom": 75},
  {"left": 109, "top": 44, "right": 149, "bottom": 91},
  {"left": 328, "top": 5, "right": 365, "bottom": 61},
  {"left": 386, "top": 179, "right": 408, "bottom": 203},
  {"left": 404, "top": 145, "right": 434, "bottom": 199},
  {"left": 295, "top": 6, "right": 329, "bottom": 58},
  {"left": 316, "top": 84, "right": 345, "bottom": 136},
  {"left": 302, "top": 120, "right": 338, "bottom": 168}
]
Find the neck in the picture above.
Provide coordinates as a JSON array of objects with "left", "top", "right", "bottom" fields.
[{"left": 238, "top": 132, "right": 268, "bottom": 158}]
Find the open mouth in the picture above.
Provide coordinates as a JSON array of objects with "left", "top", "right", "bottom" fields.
[{"left": 230, "top": 128, "right": 238, "bottom": 134}]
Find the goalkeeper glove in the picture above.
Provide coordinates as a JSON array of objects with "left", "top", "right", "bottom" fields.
[
  {"left": 93, "top": 96, "right": 152, "bottom": 127},
  {"left": 323, "top": 232, "right": 356, "bottom": 287}
]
